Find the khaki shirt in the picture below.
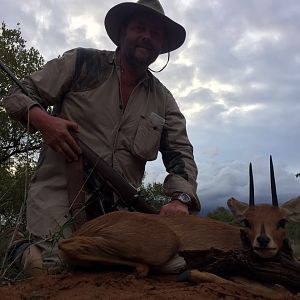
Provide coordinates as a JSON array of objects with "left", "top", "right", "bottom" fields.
[{"left": 3, "top": 48, "right": 200, "bottom": 237}]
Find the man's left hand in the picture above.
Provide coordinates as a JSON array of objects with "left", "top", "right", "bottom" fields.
[{"left": 159, "top": 200, "right": 189, "bottom": 216}]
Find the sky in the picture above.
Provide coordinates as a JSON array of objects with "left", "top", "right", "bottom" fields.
[{"left": 1, "top": 0, "right": 300, "bottom": 214}]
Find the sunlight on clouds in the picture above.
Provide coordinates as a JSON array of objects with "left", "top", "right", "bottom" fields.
[
  {"left": 250, "top": 82, "right": 268, "bottom": 90},
  {"left": 234, "top": 29, "right": 282, "bottom": 53},
  {"left": 175, "top": 77, "right": 236, "bottom": 98},
  {"left": 207, "top": 0, "right": 221, "bottom": 9},
  {"left": 20, "top": 1, "right": 51, "bottom": 30},
  {"left": 177, "top": 0, "right": 197, "bottom": 9},
  {"left": 67, "top": 15, "right": 102, "bottom": 44},
  {"left": 177, "top": 52, "right": 193, "bottom": 67},
  {"left": 203, "top": 79, "right": 236, "bottom": 93},
  {"left": 221, "top": 103, "right": 264, "bottom": 118},
  {"left": 35, "top": 12, "right": 51, "bottom": 30},
  {"left": 172, "top": 34, "right": 203, "bottom": 68},
  {"left": 181, "top": 102, "right": 204, "bottom": 120},
  {"left": 245, "top": 66, "right": 254, "bottom": 75},
  {"left": 173, "top": 77, "right": 200, "bottom": 97},
  {"left": 186, "top": 33, "right": 203, "bottom": 50}
]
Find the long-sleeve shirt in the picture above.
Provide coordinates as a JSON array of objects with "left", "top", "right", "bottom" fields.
[{"left": 3, "top": 48, "right": 200, "bottom": 237}]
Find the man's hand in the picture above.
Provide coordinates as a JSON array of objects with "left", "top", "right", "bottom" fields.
[
  {"left": 28, "top": 106, "right": 82, "bottom": 162},
  {"left": 159, "top": 200, "right": 189, "bottom": 216}
]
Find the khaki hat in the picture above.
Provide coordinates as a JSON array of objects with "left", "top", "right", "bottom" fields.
[{"left": 105, "top": 0, "right": 186, "bottom": 54}]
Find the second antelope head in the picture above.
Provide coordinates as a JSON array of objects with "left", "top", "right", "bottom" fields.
[{"left": 228, "top": 156, "right": 300, "bottom": 258}]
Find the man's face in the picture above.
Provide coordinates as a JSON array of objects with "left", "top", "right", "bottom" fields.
[{"left": 120, "top": 13, "right": 165, "bottom": 68}]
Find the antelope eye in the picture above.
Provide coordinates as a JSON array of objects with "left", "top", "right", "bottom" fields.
[
  {"left": 277, "top": 219, "right": 287, "bottom": 229},
  {"left": 242, "top": 219, "right": 251, "bottom": 228}
]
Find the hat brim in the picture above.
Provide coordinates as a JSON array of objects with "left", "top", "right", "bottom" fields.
[{"left": 105, "top": 2, "right": 186, "bottom": 54}]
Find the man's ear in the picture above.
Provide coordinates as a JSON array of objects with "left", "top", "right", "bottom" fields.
[
  {"left": 227, "top": 197, "right": 248, "bottom": 222},
  {"left": 281, "top": 196, "right": 300, "bottom": 222}
]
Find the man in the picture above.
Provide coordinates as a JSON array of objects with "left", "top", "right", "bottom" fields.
[{"left": 3, "top": 0, "right": 200, "bottom": 276}]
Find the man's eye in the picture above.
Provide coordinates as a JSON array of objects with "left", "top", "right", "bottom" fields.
[
  {"left": 152, "top": 30, "right": 162, "bottom": 39},
  {"left": 136, "top": 25, "right": 144, "bottom": 31}
]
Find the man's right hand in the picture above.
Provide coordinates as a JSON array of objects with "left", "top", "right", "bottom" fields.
[{"left": 28, "top": 106, "right": 82, "bottom": 162}]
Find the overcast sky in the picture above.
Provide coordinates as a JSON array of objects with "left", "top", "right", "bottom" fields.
[{"left": 1, "top": 0, "right": 300, "bottom": 214}]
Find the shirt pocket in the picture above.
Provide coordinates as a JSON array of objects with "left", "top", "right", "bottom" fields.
[{"left": 132, "top": 113, "right": 165, "bottom": 161}]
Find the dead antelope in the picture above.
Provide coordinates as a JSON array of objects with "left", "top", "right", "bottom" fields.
[{"left": 59, "top": 157, "right": 300, "bottom": 281}]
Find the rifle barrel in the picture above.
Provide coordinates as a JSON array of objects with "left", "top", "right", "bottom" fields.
[{"left": 0, "top": 60, "right": 31, "bottom": 97}]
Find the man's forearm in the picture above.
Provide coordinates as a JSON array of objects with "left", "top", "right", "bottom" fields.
[{"left": 27, "top": 106, "right": 52, "bottom": 132}]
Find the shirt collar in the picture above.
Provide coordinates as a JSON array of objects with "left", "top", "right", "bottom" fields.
[{"left": 112, "top": 48, "right": 154, "bottom": 91}]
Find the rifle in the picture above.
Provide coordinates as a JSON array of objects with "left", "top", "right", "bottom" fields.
[
  {"left": 76, "top": 136, "right": 158, "bottom": 214},
  {"left": 0, "top": 59, "right": 158, "bottom": 215}
]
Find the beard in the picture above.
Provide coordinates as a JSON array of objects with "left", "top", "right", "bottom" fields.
[{"left": 122, "top": 38, "right": 160, "bottom": 69}]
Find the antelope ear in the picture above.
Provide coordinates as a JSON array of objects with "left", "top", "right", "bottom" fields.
[
  {"left": 281, "top": 196, "right": 300, "bottom": 222},
  {"left": 227, "top": 197, "right": 248, "bottom": 222}
]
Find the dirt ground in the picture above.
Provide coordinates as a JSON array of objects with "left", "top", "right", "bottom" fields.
[{"left": 0, "top": 268, "right": 299, "bottom": 300}]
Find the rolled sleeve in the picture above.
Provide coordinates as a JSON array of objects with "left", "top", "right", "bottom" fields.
[
  {"left": 2, "top": 48, "right": 77, "bottom": 130},
  {"left": 160, "top": 90, "right": 200, "bottom": 211}
]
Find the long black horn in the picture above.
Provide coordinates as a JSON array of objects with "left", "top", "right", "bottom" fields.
[
  {"left": 270, "top": 155, "right": 278, "bottom": 207},
  {"left": 249, "top": 162, "right": 255, "bottom": 206}
]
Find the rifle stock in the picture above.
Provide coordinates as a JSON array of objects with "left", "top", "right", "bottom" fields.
[{"left": 76, "top": 136, "right": 158, "bottom": 214}]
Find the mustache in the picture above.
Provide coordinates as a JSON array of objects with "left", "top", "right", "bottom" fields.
[{"left": 136, "top": 40, "right": 154, "bottom": 51}]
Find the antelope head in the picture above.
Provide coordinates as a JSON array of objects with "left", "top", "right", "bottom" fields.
[{"left": 228, "top": 156, "right": 300, "bottom": 258}]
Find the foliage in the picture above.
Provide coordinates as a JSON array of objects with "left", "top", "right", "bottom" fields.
[
  {"left": 296, "top": 173, "right": 300, "bottom": 178},
  {"left": 0, "top": 162, "right": 36, "bottom": 228},
  {"left": 0, "top": 22, "right": 44, "bottom": 232},
  {"left": 0, "top": 21, "right": 44, "bottom": 165},
  {"left": 138, "top": 181, "right": 170, "bottom": 211},
  {"left": 207, "top": 206, "right": 236, "bottom": 224},
  {"left": 286, "top": 222, "right": 300, "bottom": 243},
  {"left": 0, "top": 160, "right": 36, "bottom": 282}
]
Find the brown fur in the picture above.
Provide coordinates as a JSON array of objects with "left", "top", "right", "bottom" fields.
[{"left": 59, "top": 196, "right": 300, "bottom": 279}]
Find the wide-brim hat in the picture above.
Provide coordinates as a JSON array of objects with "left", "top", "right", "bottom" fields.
[{"left": 105, "top": 0, "right": 186, "bottom": 54}]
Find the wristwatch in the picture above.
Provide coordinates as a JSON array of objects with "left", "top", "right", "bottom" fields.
[{"left": 171, "top": 192, "right": 192, "bottom": 206}]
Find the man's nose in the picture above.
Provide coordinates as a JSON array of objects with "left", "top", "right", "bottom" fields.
[{"left": 141, "top": 29, "right": 152, "bottom": 40}]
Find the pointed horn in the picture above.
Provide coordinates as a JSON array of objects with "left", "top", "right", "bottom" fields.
[
  {"left": 270, "top": 155, "right": 278, "bottom": 207},
  {"left": 249, "top": 162, "right": 255, "bottom": 206}
]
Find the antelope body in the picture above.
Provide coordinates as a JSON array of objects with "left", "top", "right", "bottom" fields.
[
  {"left": 59, "top": 209, "right": 242, "bottom": 275},
  {"left": 59, "top": 158, "right": 300, "bottom": 283},
  {"left": 59, "top": 197, "right": 300, "bottom": 277}
]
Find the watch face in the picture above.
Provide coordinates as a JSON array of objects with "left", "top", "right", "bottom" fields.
[{"left": 178, "top": 193, "right": 191, "bottom": 203}]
